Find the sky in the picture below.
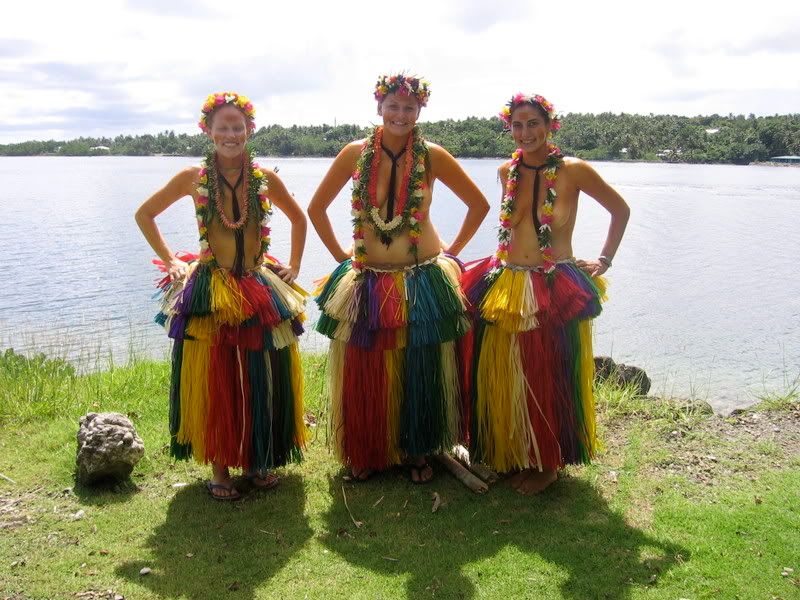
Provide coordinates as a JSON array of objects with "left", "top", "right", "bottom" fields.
[{"left": 1, "top": 0, "right": 799, "bottom": 144}]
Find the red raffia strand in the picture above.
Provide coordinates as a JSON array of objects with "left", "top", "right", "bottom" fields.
[{"left": 343, "top": 344, "right": 388, "bottom": 470}]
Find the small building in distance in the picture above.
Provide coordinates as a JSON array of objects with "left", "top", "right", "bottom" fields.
[{"left": 771, "top": 155, "right": 800, "bottom": 164}]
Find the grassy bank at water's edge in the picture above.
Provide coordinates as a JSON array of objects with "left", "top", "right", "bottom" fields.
[{"left": 1, "top": 352, "right": 798, "bottom": 599}]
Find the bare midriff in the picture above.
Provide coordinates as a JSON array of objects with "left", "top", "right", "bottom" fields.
[
  {"left": 206, "top": 218, "right": 262, "bottom": 271},
  {"left": 506, "top": 166, "right": 579, "bottom": 267},
  {"left": 360, "top": 176, "right": 441, "bottom": 268}
]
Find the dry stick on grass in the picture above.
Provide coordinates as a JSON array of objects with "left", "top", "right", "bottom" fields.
[
  {"left": 341, "top": 485, "right": 363, "bottom": 528},
  {"left": 0, "top": 473, "right": 16, "bottom": 485},
  {"left": 451, "top": 445, "right": 498, "bottom": 483},
  {"left": 435, "top": 454, "right": 488, "bottom": 493}
]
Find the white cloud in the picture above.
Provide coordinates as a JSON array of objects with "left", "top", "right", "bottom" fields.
[{"left": 1, "top": 0, "right": 798, "bottom": 142}]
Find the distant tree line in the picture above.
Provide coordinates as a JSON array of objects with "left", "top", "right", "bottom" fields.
[{"left": 2, "top": 113, "right": 799, "bottom": 164}]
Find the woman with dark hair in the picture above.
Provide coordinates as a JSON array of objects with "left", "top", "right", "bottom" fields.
[{"left": 464, "top": 93, "right": 630, "bottom": 494}]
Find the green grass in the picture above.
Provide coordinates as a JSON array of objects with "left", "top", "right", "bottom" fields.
[{"left": 1, "top": 351, "right": 798, "bottom": 599}]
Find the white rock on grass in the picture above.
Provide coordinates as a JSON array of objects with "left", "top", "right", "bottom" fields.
[{"left": 76, "top": 413, "right": 144, "bottom": 485}]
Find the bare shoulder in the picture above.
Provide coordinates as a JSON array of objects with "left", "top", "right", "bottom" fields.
[
  {"left": 336, "top": 140, "right": 367, "bottom": 166},
  {"left": 175, "top": 165, "right": 202, "bottom": 192},
  {"left": 425, "top": 141, "right": 455, "bottom": 169},
  {"left": 425, "top": 140, "right": 448, "bottom": 158},
  {"left": 559, "top": 155, "right": 595, "bottom": 182},
  {"left": 498, "top": 159, "right": 513, "bottom": 179},
  {"left": 262, "top": 167, "right": 282, "bottom": 186}
]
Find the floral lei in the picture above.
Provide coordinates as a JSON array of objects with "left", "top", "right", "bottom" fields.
[
  {"left": 373, "top": 74, "right": 431, "bottom": 107},
  {"left": 195, "top": 149, "right": 272, "bottom": 266},
  {"left": 198, "top": 92, "right": 256, "bottom": 133},
  {"left": 350, "top": 126, "right": 428, "bottom": 274},
  {"left": 491, "top": 142, "right": 564, "bottom": 282},
  {"left": 498, "top": 93, "right": 561, "bottom": 133}
]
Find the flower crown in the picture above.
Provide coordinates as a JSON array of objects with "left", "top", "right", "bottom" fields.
[
  {"left": 499, "top": 93, "right": 561, "bottom": 133},
  {"left": 373, "top": 74, "right": 431, "bottom": 107},
  {"left": 198, "top": 92, "right": 256, "bottom": 133}
]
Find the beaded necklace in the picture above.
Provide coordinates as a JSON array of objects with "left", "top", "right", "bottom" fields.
[
  {"left": 350, "top": 126, "right": 428, "bottom": 274},
  {"left": 195, "top": 149, "right": 272, "bottom": 267}
]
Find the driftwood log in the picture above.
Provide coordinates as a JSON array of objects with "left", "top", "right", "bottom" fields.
[
  {"left": 451, "top": 445, "right": 499, "bottom": 484},
  {"left": 435, "top": 453, "right": 488, "bottom": 493}
]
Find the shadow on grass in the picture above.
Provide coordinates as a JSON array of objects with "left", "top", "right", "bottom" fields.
[
  {"left": 116, "top": 473, "right": 311, "bottom": 599},
  {"left": 321, "top": 468, "right": 688, "bottom": 599},
  {"left": 72, "top": 476, "right": 141, "bottom": 506}
]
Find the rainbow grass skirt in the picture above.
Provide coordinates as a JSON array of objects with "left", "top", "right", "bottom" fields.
[
  {"left": 314, "top": 255, "right": 473, "bottom": 471},
  {"left": 462, "top": 258, "right": 607, "bottom": 473},
  {"left": 154, "top": 259, "right": 308, "bottom": 471}
]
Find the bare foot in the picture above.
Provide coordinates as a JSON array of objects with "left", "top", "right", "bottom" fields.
[
  {"left": 350, "top": 467, "right": 374, "bottom": 481},
  {"left": 408, "top": 457, "right": 433, "bottom": 484},
  {"left": 246, "top": 470, "right": 280, "bottom": 490},
  {"left": 509, "top": 469, "right": 558, "bottom": 495}
]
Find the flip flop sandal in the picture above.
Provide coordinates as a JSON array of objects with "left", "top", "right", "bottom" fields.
[{"left": 206, "top": 481, "right": 242, "bottom": 501}]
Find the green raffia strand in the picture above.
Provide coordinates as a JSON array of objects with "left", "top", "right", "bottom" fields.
[
  {"left": 401, "top": 343, "right": 450, "bottom": 455},
  {"left": 169, "top": 339, "right": 192, "bottom": 460},
  {"left": 248, "top": 349, "right": 271, "bottom": 471},
  {"left": 187, "top": 263, "right": 212, "bottom": 315},
  {"left": 273, "top": 347, "right": 304, "bottom": 466},
  {"left": 566, "top": 320, "right": 591, "bottom": 464},
  {"left": 469, "top": 320, "right": 487, "bottom": 462}
]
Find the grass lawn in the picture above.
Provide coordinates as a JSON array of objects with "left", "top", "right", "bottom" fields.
[{"left": 1, "top": 350, "right": 798, "bottom": 599}]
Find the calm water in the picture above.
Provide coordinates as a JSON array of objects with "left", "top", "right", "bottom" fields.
[{"left": 1, "top": 156, "right": 798, "bottom": 413}]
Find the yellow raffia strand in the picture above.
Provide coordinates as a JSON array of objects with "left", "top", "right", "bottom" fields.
[
  {"left": 328, "top": 341, "right": 346, "bottom": 462},
  {"left": 312, "top": 274, "right": 331, "bottom": 297},
  {"left": 271, "top": 321, "right": 296, "bottom": 350},
  {"left": 323, "top": 270, "right": 360, "bottom": 323},
  {"left": 185, "top": 315, "right": 216, "bottom": 341},
  {"left": 481, "top": 269, "right": 524, "bottom": 332},
  {"left": 393, "top": 272, "right": 407, "bottom": 325},
  {"left": 519, "top": 272, "right": 539, "bottom": 331},
  {"left": 178, "top": 339, "right": 210, "bottom": 461},
  {"left": 476, "top": 327, "right": 533, "bottom": 471},
  {"left": 593, "top": 274, "right": 608, "bottom": 302},
  {"left": 577, "top": 320, "right": 599, "bottom": 456},
  {"left": 288, "top": 343, "right": 309, "bottom": 449},
  {"left": 210, "top": 269, "right": 246, "bottom": 325},
  {"left": 259, "top": 266, "right": 308, "bottom": 312},
  {"left": 384, "top": 348, "right": 403, "bottom": 465}
]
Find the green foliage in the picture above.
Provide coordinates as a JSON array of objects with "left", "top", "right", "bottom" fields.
[{"left": 3, "top": 113, "right": 799, "bottom": 163}]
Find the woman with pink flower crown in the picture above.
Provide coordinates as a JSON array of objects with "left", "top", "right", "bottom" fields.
[
  {"left": 135, "top": 92, "right": 308, "bottom": 500},
  {"left": 462, "top": 93, "right": 630, "bottom": 494},
  {"left": 308, "top": 74, "right": 489, "bottom": 483}
]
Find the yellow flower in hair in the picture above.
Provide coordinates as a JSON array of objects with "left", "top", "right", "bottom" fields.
[
  {"left": 253, "top": 169, "right": 264, "bottom": 178},
  {"left": 237, "top": 95, "right": 249, "bottom": 107}
]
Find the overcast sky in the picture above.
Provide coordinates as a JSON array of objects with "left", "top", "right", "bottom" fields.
[{"left": 2, "top": 0, "right": 799, "bottom": 143}]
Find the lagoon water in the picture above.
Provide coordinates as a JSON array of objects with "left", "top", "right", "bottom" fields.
[{"left": 1, "top": 156, "right": 798, "bottom": 413}]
